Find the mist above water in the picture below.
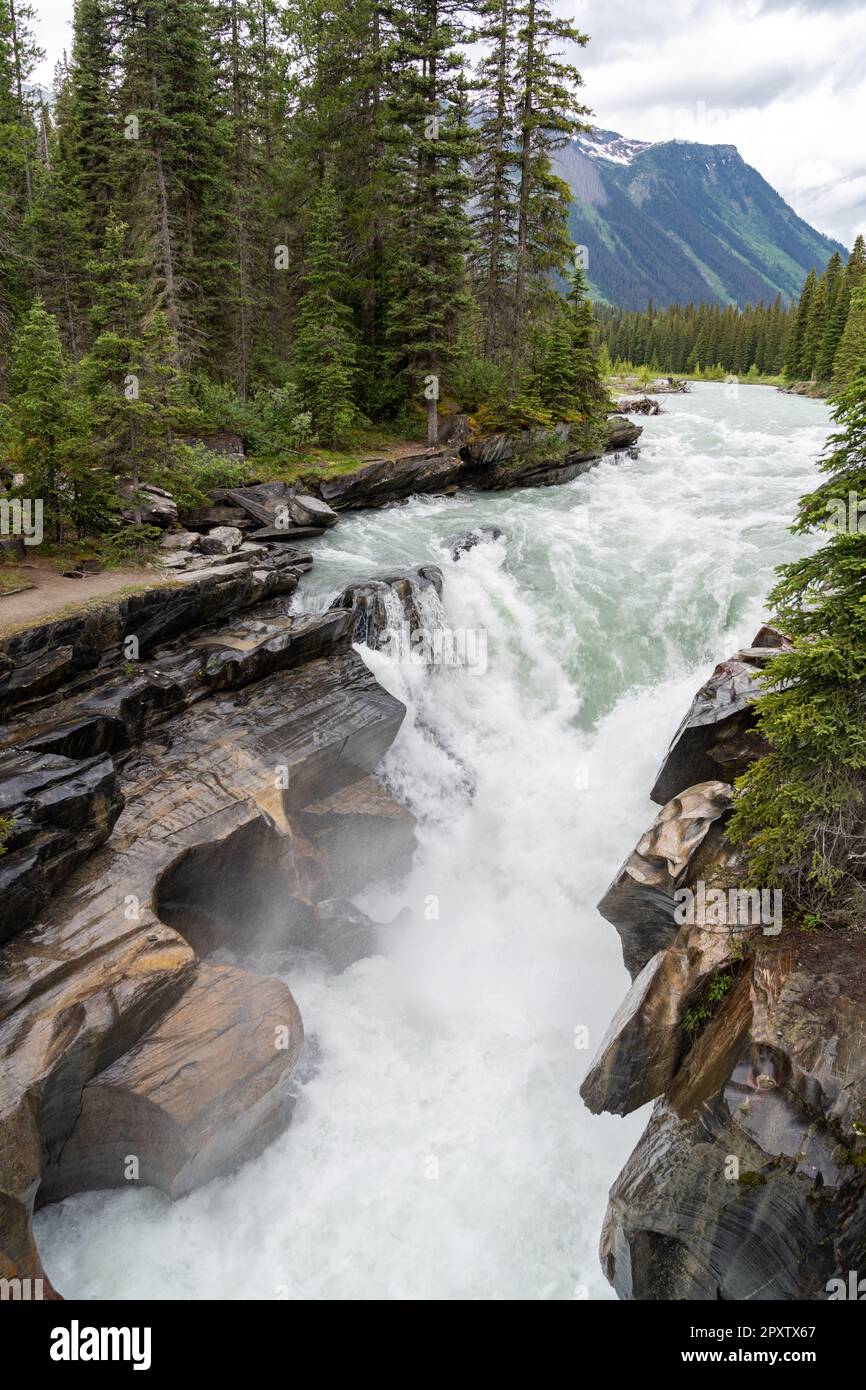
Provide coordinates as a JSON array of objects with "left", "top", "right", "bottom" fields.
[{"left": 36, "top": 384, "right": 830, "bottom": 1299}]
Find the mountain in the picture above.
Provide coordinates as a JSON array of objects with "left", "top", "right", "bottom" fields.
[{"left": 556, "top": 129, "right": 847, "bottom": 310}]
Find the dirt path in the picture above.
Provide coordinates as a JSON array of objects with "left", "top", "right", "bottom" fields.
[{"left": 0, "top": 560, "right": 171, "bottom": 638}]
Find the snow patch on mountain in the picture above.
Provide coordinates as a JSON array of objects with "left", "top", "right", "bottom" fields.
[{"left": 574, "top": 128, "right": 653, "bottom": 166}]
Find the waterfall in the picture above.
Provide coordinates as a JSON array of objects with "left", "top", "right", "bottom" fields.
[{"left": 35, "top": 384, "right": 831, "bottom": 1300}]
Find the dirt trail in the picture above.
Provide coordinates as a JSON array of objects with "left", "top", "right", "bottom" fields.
[{"left": 0, "top": 560, "right": 171, "bottom": 637}]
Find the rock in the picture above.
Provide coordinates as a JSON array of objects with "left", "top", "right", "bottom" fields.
[
  {"left": 312, "top": 450, "right": 469, "bottom": 510},
  {"left": 605, "top": 415, "right": 643, "bottom": 449},
  {"left": 118, "top": 480, "right": 178, "bottom": 529},
  {"left": 616, "top": 396, "right": 663, "bottom": 415},
  {"left": 329, "top": 566, "right": 444, "bottom": 649},
  {"left": 178, "top": 430, "right": 245, "bottom": 461},
  {"left": 650, "top": 632, "right": 790, "bottom": 805},
  {"left": 448, "top": 526, "right": 504, "bottom": 560},
  {"left": 160, "top": 530, "right": 201, "bottom": 551},
  {"left": 600, "top": 933, "right": 866, "bottom": 1301},
  {"left": 596, "top": 781, "right": 738, "bottom": 979},
  {"left": 296, "top": 775, "right": 416, "bottom": 896},
  {"left": 438, "top": 413, "right": 472, "bottom": 448},
  {"left": 159, "top": 550, "right": 198, "bottom": 570},
  {"left": 0, "top": 898, "right": 196, "bottom": 1272},
  {"left": 178, "top": 505, "right": 249, "bottom": 530},
  {"left": 581, "top": 914, "right": 756, "bottom": 1118},
  {"left": 199, "top": 525, "right": 243, "bottom": 555},
  {"left": 0, "top": 750, "right": 124, "bottom": 943},
  {"left": 303, "top": 898, "right": 381, "bottom": 972},
  {"left": 0, "top": 550, "right": 312, "bottom": 714},
  {"left": 219, "top": 484, "right": 338, "bottom": 531},
  {"left": 249, "top": 525, "right": 326, "bottom": 543},
  {"left": 39, "top": 962, "right": 303, "bottom": 1202}
]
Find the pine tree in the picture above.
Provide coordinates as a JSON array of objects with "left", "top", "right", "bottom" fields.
[
  {"left": 3, "top": 299, "right": 86, "bottom": 540},
  {"left": 833, "top": 286, "right": 866, "bottom": 392},
  {"left": 816, "top": 251, "right": 844, "bottom": 383},
  {"left": 79, "top": 212, "right": 181, "bottom": 516},
  {"left": 289, "top": 173, "right": 360, "bottom": 446},
  {"left": 730, "top": 290, "right": 866, "bottom": 907},
  {"left": 0, "top": 0, "right": 41, "bottom": 352},
  {"left": 382, "top": 0, "right": 479, "bottom": 443},
  {"left": 509, "top": 0, "right": 590, "bottom": 388},
  {"left": 472, "top": 0, "right": 517, "bottom": 362}
]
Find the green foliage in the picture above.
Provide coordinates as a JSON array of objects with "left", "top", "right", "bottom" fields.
[
  {"left": 597, "top": 294, "right": 794, "bottom": 380},
  {"left": 289, "top": 174, "right": 361, "bottom": 447},
  {"left": 97, "top": 522, "right": 163, "bottom": 565},
  {"left": 729, "top": 322, "right": 866, "bottom": 910},
  {"left": 0, "top": 0, "right": 606, "bottom": 525},
  {"left": 151, "top": 444, "right": 250, "bottom": 511},
  {"left": 471, "top": 390, "right": 554, "bottom": 433},
  {"left": 0, "top": 813, "right": 14, "bottom": 855},
  {"left": 682, "top": 972, "right": 734, "bottom": 1037}
]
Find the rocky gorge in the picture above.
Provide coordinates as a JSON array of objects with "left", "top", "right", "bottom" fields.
[
  {"left": 583, "top": 627, "right": 866, "bottom": 1300},
  {"left": 0, "top": 413, "right": 642, "bottom": 1298}
]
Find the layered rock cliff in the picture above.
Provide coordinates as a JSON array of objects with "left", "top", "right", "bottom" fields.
[
  {"left": 583, "top": 628, "right": 866, "bottom": 1300},
  {"left": 0, "top": 547, "right": 420, "bottom": 1294}
]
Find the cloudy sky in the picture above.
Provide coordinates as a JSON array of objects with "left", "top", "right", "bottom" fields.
[{"left": 31, "top": 0, "right": 866, "bottom": 248}]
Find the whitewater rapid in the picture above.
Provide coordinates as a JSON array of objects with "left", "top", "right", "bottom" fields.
[{"left": 35, "top": 383, "right": 831, "bottom": 1299}]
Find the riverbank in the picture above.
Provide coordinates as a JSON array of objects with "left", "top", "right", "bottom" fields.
[{"left": 25, "top": 383, "right": 831, "bottom": 1299}]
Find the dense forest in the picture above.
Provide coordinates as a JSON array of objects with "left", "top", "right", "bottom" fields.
[
  {"left": 594, "top": 237, "right": 866, "bottom": 386},
  {"left": 0, "top": 0, "right": 610, "bottom": 547}
]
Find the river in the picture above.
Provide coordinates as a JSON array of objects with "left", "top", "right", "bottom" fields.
[{"left": 35, "top": 382, "right": 831, "bottom": 1299}]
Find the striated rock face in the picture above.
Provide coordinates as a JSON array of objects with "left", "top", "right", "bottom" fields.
[
  {"left": 39, "top": 962, "right": 304, "bottom": 1202},
  {"left": 0, "top": 546, "right": 414, "bottom": 1290},
  {"left": 597, "top": 780, "right": 737, "bottom": 979},
  {"left": 0, "top": 548, "right": 312, "bottom": 714},
  {"left": 311, "top": 449, "right": 468, "bottom": 510},
  {"left": 0, "top": 750, "right": 124, "bottom": 942},
  {"left": 650, "top": 627, "right": 790, "bottom": 805},
  {"left": 296, "top": 776, "right": 416, "bottom": 896},
  {"left": 601, "top": 934, "right": 866, "bottom": 1300},
  {"left": 329, "top": 566, "right": 444, "bottom": 649},
  {"left": 588, "top": 628, "right": 866, "bottom": 1301}
]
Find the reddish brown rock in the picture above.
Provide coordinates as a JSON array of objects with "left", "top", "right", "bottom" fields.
[{"left": 40, "top": 963, "right": 303, "bottom": 1201}]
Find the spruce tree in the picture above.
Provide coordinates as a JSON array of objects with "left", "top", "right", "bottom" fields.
[
  {"left": 289, "top": 173, "right": 360, "bottom": 446},
  {"left": 509, "top": 0, "right": 590, "bottom": 388},
  {"left": 730, "top": 289, "right": 866, "bottom": 908},
  {"left": 3, "top": 299, "right": 86, "bottom": 540}
]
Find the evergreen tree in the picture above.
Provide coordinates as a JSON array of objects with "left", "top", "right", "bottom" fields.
[
  {"left": 79, "top": 212, "right": 181, "bottom": 516},
  {"left": 510, "top": 0, "right": 590, "bottom": 388},
  {"left": 289, "top": 173, "right": 360, "bottom": 445},
  {"left": 472, "top": 0, "right": 517, "bottom": 362},
  {"left": 2, "top": 299, "right": 87, "bottom": 540},
  {"left": 382, "top": 0, "right": 479, "bottom": 443},
  {"left": 730, "top": 289, "right": 866, "bottom": 909}
]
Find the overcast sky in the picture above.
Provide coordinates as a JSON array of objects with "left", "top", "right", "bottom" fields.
[{"left": 31, "top": 0, "right": 866, "bottom": 249}]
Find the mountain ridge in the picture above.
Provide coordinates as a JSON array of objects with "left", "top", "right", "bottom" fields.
[{"left": 557, "top": 129, "right": 847, "bottom": 310}]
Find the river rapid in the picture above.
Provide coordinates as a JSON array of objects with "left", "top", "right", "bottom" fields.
[{"left": 35, "top": 382, "right": 831, "bottom": 1300}]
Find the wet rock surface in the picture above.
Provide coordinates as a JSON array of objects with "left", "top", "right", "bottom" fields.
[
  {"left": 0, "top": 539, "right": 412, "bottom": 1288},
  {"left": 650, "top": 627, "right": 790, "bottom": 805},
  {"left": 589, "top": 627, "right": 866, "bottom": 1301},
  {"left": 596, "top": 780, "right": 737, "bottom": 979},
  {"left": 328, "top": 566, "right": 444, "bottom": 648}
]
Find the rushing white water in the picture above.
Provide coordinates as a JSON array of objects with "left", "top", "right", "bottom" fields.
[{"left": 35, "top": 383, "right": 831, "bottom": 1300}]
